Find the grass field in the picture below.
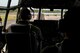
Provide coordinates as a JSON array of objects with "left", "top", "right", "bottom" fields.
[
  {"left": 0, "top": 13, "right": 16, "bottom": 22},
  {"left": 0, "top": 12, "right": 61, "bottom": 23},
  {"left": 0, "top": 13, "right": 61, "bottom": 28}
]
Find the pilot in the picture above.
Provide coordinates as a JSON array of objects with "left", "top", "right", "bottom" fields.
[
  {"left": 61, "top": 7, "right": 80, "bottom": 53},
  {"left": 7, "top": 7, "right": 43, "bottom": 52}
]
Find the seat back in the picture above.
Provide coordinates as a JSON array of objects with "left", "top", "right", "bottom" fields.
[
  {"left": 33, "top": 20, "right": 58, "bottom": 41},
  {"left": 7, "top": 22, "right": 42, "bottom": 53},
  {"left": 10, "top": 24, "right": 30, "bottom": 33},
  {"left": 5, "top": 32, "right": 38, "bottom": 53}
]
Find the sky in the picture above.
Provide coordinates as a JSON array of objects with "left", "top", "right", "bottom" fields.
[{"left": 0, "top": 0, "right": 18, "bottom": 6}]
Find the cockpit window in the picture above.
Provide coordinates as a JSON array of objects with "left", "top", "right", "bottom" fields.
[
  {"left": 10, "top": 0, "right": 19, "bottom": 6},
  {"left": 0, "top": 0, "right": 8, "bottom": 6},
  {"left": 41, "top": 9, "right": 61, "bottom": 20},
  {"left": 0, "top": 0, "right": 18, "bottom": 7},
  {"left": 0, "top": 0, "right": 19, "bottom": 28},
  {"left": 30, "top": 8, "right": 68, "bottom": 21}
]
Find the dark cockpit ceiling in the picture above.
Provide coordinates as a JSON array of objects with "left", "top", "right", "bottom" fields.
[{"left": 20, "top": 0, "right": 76, "bottom": 9}]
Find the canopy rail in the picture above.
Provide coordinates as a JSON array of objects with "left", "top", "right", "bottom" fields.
[
  {"left": 3, "top": 0, "right": 12, "bottom": 32},
  {"left": 61, "top": 9, "right": 64, "bottom": 19},
  {"left": 38, "top": 8, "right": 41, "bottom": 20}
]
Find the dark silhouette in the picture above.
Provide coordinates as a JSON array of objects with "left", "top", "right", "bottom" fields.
[
  {"left": 7, "top": 7, "right": 43, "bottom": 53},
  {"left": 61, "top": 7, "right": 80, "bottom": 53}
]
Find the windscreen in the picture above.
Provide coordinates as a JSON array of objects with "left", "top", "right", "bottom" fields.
[
  {"left": 0, "top": 0, "right": 18, "bottom": 28},
  {"left": 0, "top": 0, "right": 19, "bottom": 7}
]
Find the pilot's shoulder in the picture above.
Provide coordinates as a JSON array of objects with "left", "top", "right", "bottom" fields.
[{"left": 30, "top": 24, "right": 40, "bottom": 31}]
